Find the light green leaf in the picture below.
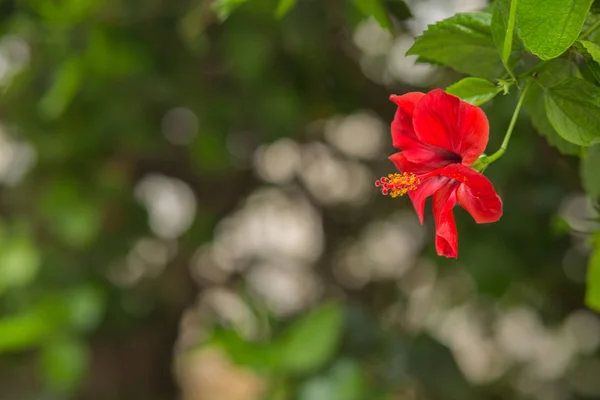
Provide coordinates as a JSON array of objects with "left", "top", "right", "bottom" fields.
[
  {"left": 545, "top": 77, "right": 600, "bottom": 146},
  {"left": 582, "top": 145, "right": 600, "bottom": 199},
  {"left": 446, "top": 78, "right": 500, "bottom": 106},
  {"left": 40, "top": 339, "right": 89, "bottom": 393},
  {"left": 212, "top": 0, "right": 249, "bottom": 21},
  {"left": 578, "top": 40, "right": 600, "bottom": 83},
  {"left": 407, "top": 13, "right": 504, "bottom": 79},
  {"left": 580, "top": 40, "right": 600, "bottom": 60},
  {"left": 353, "top": 0, "right": 391, "bottom": 30},
  {"left": 39, "top": 57, "right": 83, "bottom": 120},
  {"left": 491, "top": 0, "right": 524, "bottom": 72},
  {"left": 586, "top": 234, "right": 600, "bottom": 311},
  {"left": 40, "top": 180, "right": 101, "bottom": 248},
  {"left": 524, "top": 59, "right": 581, "bottom": 155},
  {"left": 0, "top": 238, "right": 41, "bottom": 290},
  {"left": 66, "top": 286, "right": 105, "bottom": 332},
  {"left": 277, "top": 303, "right": 343, "bottom": 374},
  {"left": 0, "top": 311, "right": 55, "bottom": 351},
  {"left": 516, "top": 0, "right": 594, "bottom": 60},
  {"left": 299, "top": 360, "right": 367, "bottom": 400},
  {"left": 276, "top": 0, "right": 297, "bottom": 18}
]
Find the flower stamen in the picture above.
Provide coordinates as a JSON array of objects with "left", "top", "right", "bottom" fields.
[{"left": 375, "top": 172, "right": 421, "bottom": 198}]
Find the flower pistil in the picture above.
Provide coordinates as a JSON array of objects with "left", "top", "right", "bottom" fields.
[{"left": 375, "top": 172, "right": 421, "bottom": 198}]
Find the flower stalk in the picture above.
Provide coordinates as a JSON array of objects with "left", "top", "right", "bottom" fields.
[{"left": 473, "top": 78, "right": 533, "bottom": 171}]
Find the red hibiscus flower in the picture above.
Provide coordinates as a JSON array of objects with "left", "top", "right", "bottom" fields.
[{"left": 375, "top": 89, "right": 502, "bottom": 258}]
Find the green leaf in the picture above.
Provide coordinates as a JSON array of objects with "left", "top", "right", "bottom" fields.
[
  {"left": 491, "top": 0, "right": 524, "bottom": 73},
  {"left": 386, "top": 0, "right": 412, "bottom": 21},
  {"left": 275, "top": 0, "right": 297, "bottom": 18},
  {"left": 0, "top": 311, "right": 55, "bottom": 351},
  {"left": 446, "top": 78, "right": 501, "bottom": 106},
  {"left": 586, "top": 234, "right": 600, "bottom": 311},
  {"left": 579, "top": 40, "right": 600, "bottom": 60},
  {"left": 0, "top": 238, "right": 41, "bottom": 290},
  {"left": 353, "top": 0, "right": 391, "bottom": 30},
  {"left": 577, "top": 40, "right": 600, "bottom": 83},
  {"left": 277, "top": 303, "right": 343, "bottom": 374},
  {"left": 299, "top": 360, "right": 367, "bottom": 400},
  {"left": 40, "top": 339, "right": 89, "bottom": 393},
  {"left": 212, "top": 0, "right": 249, "bottom": 21},
  {"left": 545, "top": 77, "right": 600, "bottom": 146},
  {"left": 524, "top": 60, "right": 581, "bottom": 155},
  {"left": 582, "top": 145, "right": 600, "bottom": 199},
  {"left": 39, "top": 57, "right": 83, "bottom": 120},
  {"left": 211, "top": 328, "right": 279, "bottom": 372},
  {"left": 407, "top": 13, "right": 504, "bottom": 79},
  {"left": 515, "top": 0, "right": 594, "bottom": 60}
]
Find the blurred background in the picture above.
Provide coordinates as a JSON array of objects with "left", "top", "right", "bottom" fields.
[{"left": 0, "top": 0, "right": 598, "bottom": 399}]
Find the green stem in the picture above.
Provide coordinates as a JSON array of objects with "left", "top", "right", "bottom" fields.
[
  {"left": 502, "top": 0, "right": 518, "bottom": 80},
  {"left": 581, "top": 19, "right": 600, "bottom": 40},
  {"left": 477, "top": 79, "right": 533, "bottom": 168}
]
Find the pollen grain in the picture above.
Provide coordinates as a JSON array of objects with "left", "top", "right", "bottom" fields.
[{"left": 375, "top": 172, "right": 421, "bottom": 198}]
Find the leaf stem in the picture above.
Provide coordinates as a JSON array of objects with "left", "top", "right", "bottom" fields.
[
  {"left": 581, "top": 19, "right": 600, "bottom": 40},
  {"left": 502, "top": 0, "right": 518, "bottom": 80},
  {"left": 476, "top": 79, "right": 533, "bottom": 169}
]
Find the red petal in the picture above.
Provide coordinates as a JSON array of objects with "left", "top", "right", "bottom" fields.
[
  {"left": 389, "top": 93, "right": 425, "bottom": 150},
  {"left": 408, "top": 176, "right": 447, "bottom": 224},
  {"left": 440, "top": 164, "right": 502, "bottom": 224},
  {"left": 413, "top": 89, "right": 489, "bottom": 166},
  {"left": 432, "top": 183, "right": 458, "bottom": 258},
  {"left": 389, "top": 152, "right": 449, "bottom": 175}
]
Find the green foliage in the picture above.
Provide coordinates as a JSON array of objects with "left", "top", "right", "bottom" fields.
[
  {"left": 3, "top": 0, "right": 600, "bottom": 397},
  {"left": 545, "top": 77, "right": 600, "bottom": 146},
  {"left": 407, "top": 13, "right": 504, "bottom": 79},
  {"left": 353, "top": 0, "right": 391, "bottom": 30},
  {"left": 491, "top": 0, "right": 524, "bottom": 73},
  {"left": 446, "top": 78, "right": 501, "bottom": 106},
  {"left": 586, "top": 233, "right": 600, "bottom": 311},
  {"left": 515, "top": 0, "right": 594, "bottom": 59},
  {"left": 298, "top": 359, "right": 368, "bottom": 400},
  {"left": 577, "top": 40, "right": 600, "bottom": 83},
  {"left": 40, "top": 339, "right": 89, "bottom": 393},
  {"left": 275, "top": 0, "right": 297, "bottom": 18},
  {"left": 38, "top": 57, "right": 83, "bottom": 120},
  {"left": 0, "top": 236, "right": 41, "bottom": 291},
  {"left": 581, "top": 145, "right": 600, "bottom": 199},
  {"left": 524, "top": 60, "right": 581, "bottom": 155},
  {"left": 212, "top": 0, "right": 251, "bottom": 21},
  {"left": 277, "top": 303, "right": 343, "bottom": 374}
]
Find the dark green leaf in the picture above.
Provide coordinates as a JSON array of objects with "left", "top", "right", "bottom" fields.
[
  {"left": 582, "top": 145, "right": 600, "bottom": 199},
  {"left": 516, "top": 0, "right": 594, "bottom": 60},
  {"left": 385, "top": 0, "right": 412, "bottom": 21},
  {"left": 407, "top": 13, "right": 504, "bottom": 79},
  {"left": 586, "top": 234, "right": 600, "bottom": 312},
  {"left": 278, "top": 303, "right": 343, "bottom": 374},
  {"left": 353, "top": 0, "right": 391, "bottom": 30},
  {"left": 446, "top": 78, "right": 501, "bottom": 106},
  {"left": 524, "top": 59, "right": 581, "bottom": 155},
  {"left": 545, "top": 77, "right": 600, "bottom": 146},
  {"left": 275, "top": 0, "right": 297, "bottom": 18}
]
